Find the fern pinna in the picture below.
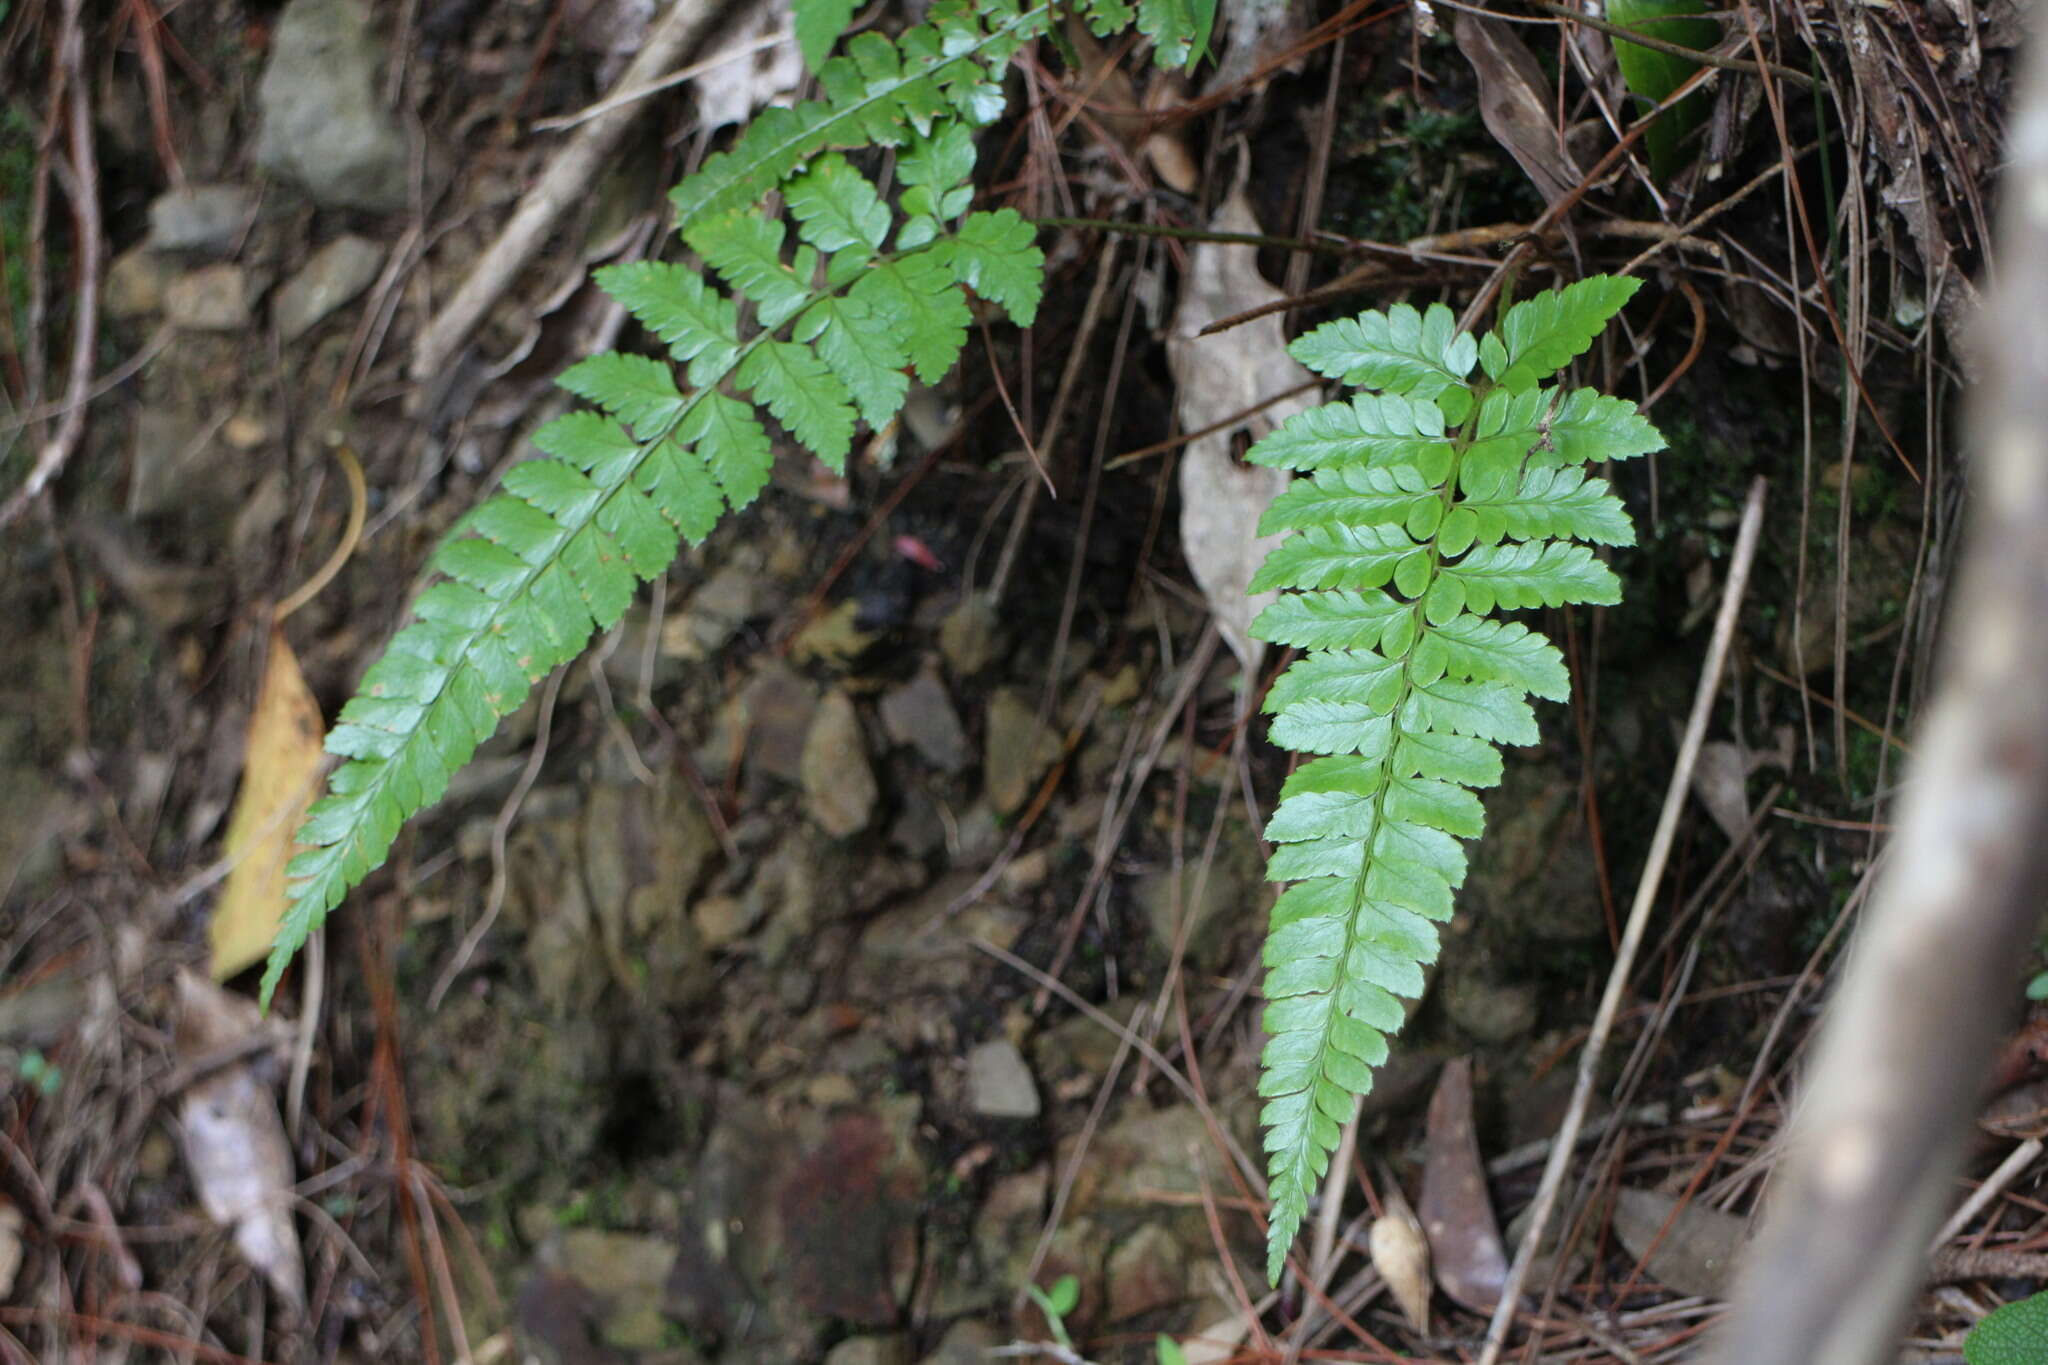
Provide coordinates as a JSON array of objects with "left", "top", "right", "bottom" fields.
[{"left": 1249, "top": 277, "right": 1662, "bottom": 1279}]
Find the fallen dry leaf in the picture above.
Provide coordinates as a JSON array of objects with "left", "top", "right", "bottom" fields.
[
  {"left": 1208, "top": 0, "right": 1309, "bottom": 92},
  {"left": 692, "top": 0, "right": 804, "bottom": 133},
  {"left": 1166, "top": 189, "right": 1316, "bottom": 677},
  {"left": 1453, "top": 12, "right": 1584, "bottom": 208},
  {"left": 174, "top": 971, "right": 305, "bottom": 1308},
  {"left": 209, "top": 625, "right": 326, "bottom": 981},
  {"left": 1610, "top": 1186, "right": 1750, "bottom": 1299},
  {"left": 1369, "top": 1186, "right": 1433, "bottom": 1333},
  {"left": 1418, "top": 1057, "right": 1509, "bottom": 1314}
]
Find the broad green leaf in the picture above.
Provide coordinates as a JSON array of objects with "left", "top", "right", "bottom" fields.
[
  {"left": 1608, "top": 0, "right": 1721, "bottom": 180},
  {"left": 1968, "top": 1290, "right": 2048, "bottom": 1365}
]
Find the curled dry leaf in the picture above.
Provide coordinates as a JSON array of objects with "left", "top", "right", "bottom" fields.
[
  {"left": 1166, "top": 190, "right": 1316, "bottom": 677},
  {"left": 1418, "top": 1057, "right": 1508, "bottom": 1313},
  {"left": 1369, "top": 1186, "right": 1433, "bottom": 1334},
  {"left": 1142, "top": 75, "right": 1199, "bottom": 195},
  {"left": 1453, "top": 12, "right": 1583, "bottom": 209},
  {"left": 174, "top": 971, "right": 305, "bottom": 1308},
  {"left": 210, "top": 626, "right": 326, "bottom": 981}
]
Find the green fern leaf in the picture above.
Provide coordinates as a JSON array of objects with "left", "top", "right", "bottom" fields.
[
  {"left": 1289, "top": 303, "right": 1478, "bottom": 403},
  {"left": 1252, "top": 589, "right": 1411, "bottom": 653},
  {"left": 271, "top": 132, "right": 1039, "bottom": 1004},
  {"left": 786, "top": 153, "right": 893, "bottom": 257},
  {"left": 934, "top": 209, "right": 1045, "bottom": 326},
  {"left": 1137, "top": 0, "right": 1218, "bottom": 67},
  {"left": 1081, "top": 0, "right": 1136, "bottom": 36},
  {"left": 1463, "top": 467, "right": 1635, "bottom": 547},
  {"left": 1487, "top": 275, "right": 1642, "bottom": 390},
  {"left": 670, "top": 2, "right": 1049, "bottom": 238},
  {"left": 1245, "top": 394, "right": 1450, "bottom": 476},
  {"left": 794, "top": 0, "right": 857, "bottom": 73},
  {"left": 737, "top": 340, "right": 857, "bottom": 469},
  {"left": 1538, "top": 387, "right": 1666, "bottom": 465},
  {"left": 1248, "top": 278, "right": 1658, "bottom": 1282}
]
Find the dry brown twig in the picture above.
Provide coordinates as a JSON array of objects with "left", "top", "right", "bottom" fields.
[
  {"left": 407, "top": 0, "right": 728, "bottom": 386},
  {"left": 0, "top": 0, "right": 99, "bottom": 533},
  {"left": 1479, "top": 476, "right": 1769, "bottom": 1365}
]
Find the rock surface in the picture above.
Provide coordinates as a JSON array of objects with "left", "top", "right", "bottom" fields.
[
  {"left": 256, "top": 0, "right": 409, "bottom": 211},
  {"left": 164, "top": 266, "right": 251, "bottom": 331},
  {"left": 273, "top": 235, "right": 383, "bottom": 339},
  {"left": 965, "top": 1038, "right": 1041, "bottom": 1119},
  {"left": 148, "top": 184, "right": 256, "bottom": 255},
  {"left": 880, "top": 668, "right": 970, "bottom": 773},
  {"left": 982, "top": 688, "right": 1061, "bottom": 815},
  {"left": 802, "top": 690, "right": 879, "bottom": 836}
]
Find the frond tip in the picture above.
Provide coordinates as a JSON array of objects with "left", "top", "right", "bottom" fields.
[{"left": 1250, "top": 276, "right": 1659, "bottom": 1282}]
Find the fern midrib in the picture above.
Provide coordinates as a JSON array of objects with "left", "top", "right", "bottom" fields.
[
  {"left": 1275, "top": 383, "right": 1493, "bottom": 1190},
  {"left": 672, "top": 2, "right": 1052, "bottom": 238}
]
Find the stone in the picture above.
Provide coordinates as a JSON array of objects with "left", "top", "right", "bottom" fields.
[
  {"left": 776, "top": 1111, "right": 924, "bottom": 1323},
  {"left": 965, "top": 1038, "right": 1040, "bottom": 1119},
  {"left": 982, "top": 688, "right": 1060, "bottom": 815},
  {"left": 578, "top": 780, "right": 717, "bottom": 1009},
  {"left": 802, "top": 690, "right": 879, "bottom": 837},
  {"left": 1467, "top": 766, "right": 1604, "bottom": 943},
  {"left": 103, "top": 243, "right": 176, "bottom": 318},
  {"left": 824, "top": 1336, "right": 911, "bottom": 1365},
  {"left": 804, "top": 1073, "right": 859, "bottom": 1108},
  {"left": 661, "top": 558, "right": 762, "bottom": 659},
  {"left": 691, "top": 894, "right": 757, "bottom": 952},
  {"left": 1440, "top": 957, "right": 1538, "bottom": 1046},
  {"left": 730, "top": 663, "right": 817, "bottom": 785},
  {"left": 273, "top": 234, "right": 383, "bottom": 340},
  {"left": 147, "top": 183, "right": 256, "bottom": 255},
  {"left": 916, "top": 1320, "right": 998, "bottom": 1365},
  {"left": 938, "top": 591, "right": 1001, "bottom": 676},
  {"left": 549, "top": 1229, "right": 678, "bottom": 1351},
  {"left": 1135, "top": 818, "right": 1262, "bottom": 973},
  {"left": 255, "top": 0, "right": 408, "bottom": 211},
  {"left": 974, "top": 1166, "right": 1049, "bottom": 1282},
  {"left": 1106, "top": 1224, "right": 1187, "bottom": 1320},
  {"left": 163, "top": 265, "right": 251, "bottom": 330},
  {"left": 879, "top": 668, "right": 970, "bottom": 773}
]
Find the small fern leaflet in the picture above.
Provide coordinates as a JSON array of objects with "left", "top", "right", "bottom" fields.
[{"left": 1250, "top": 277, "right": 1662, "bottom": 1280}]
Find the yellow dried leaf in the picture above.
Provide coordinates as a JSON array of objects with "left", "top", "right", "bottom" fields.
[
  {"left": 1370, "top": 1188, "right": 1433, "bottom": 1334},
  {"left": 209, "top": 627, "right": 324, "bottom": 980}
]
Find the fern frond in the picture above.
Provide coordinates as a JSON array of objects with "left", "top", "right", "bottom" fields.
[
  {"left": 670, "top": 1, "right": 1050, "bottom": 238},
  {"left": 270, "top": 135, "right": 1042, "bottom": 1003},
  {"left": 1250, "top": 276, "right": 1660, "bottom": 1282}
]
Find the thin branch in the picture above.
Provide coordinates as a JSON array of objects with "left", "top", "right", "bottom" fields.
[
  {"left": 0, "top": 0, "right": 100, "bottom": 532},
  {"left": 408, "top": 0, "right": 725, "bottom": 385},
  {"left": 1479, "top": 476, "right": 1768, "bottom": 1365}
]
